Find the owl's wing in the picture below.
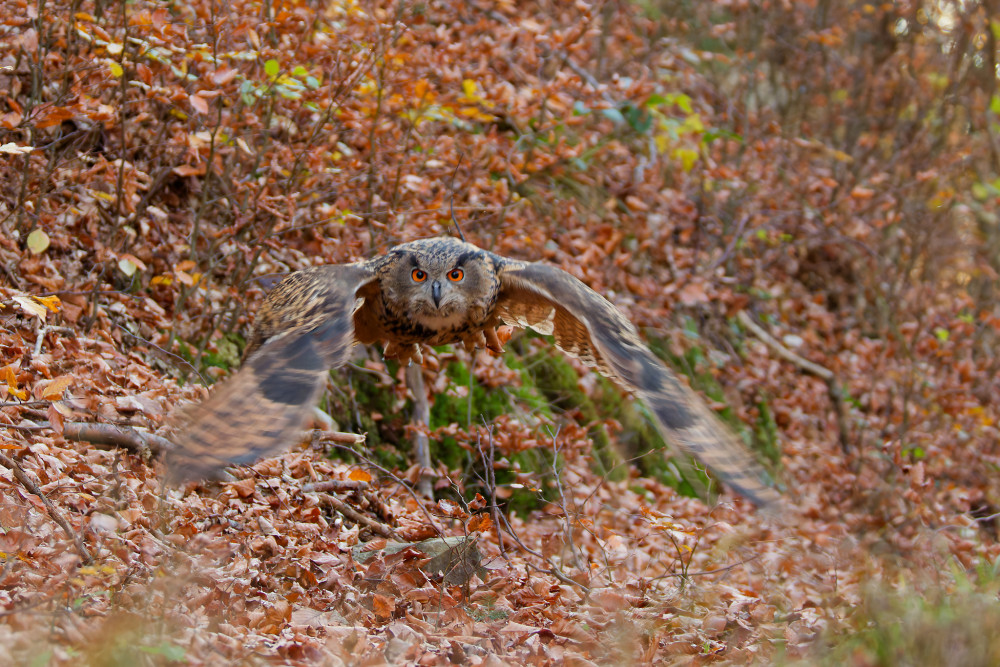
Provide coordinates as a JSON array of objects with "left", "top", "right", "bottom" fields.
[
  {"left": 494, "top": 260, "right": 780, "bottom": 509},
  {"left": 164, "top": 263, "right": 375, "bottom": 484}
]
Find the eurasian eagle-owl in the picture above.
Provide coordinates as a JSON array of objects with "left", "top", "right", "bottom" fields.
[{"left": 165, "top": 237, "right": 779, "bottom": 509}]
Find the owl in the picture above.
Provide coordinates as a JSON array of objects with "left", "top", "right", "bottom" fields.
[{"left": 165, "top": 237, "right": 780, "bottom": 509}]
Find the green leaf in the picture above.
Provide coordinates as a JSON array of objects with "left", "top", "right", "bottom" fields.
[
  {"left": 623, "top": 104, "right": 652, "bottom": 133},
  {"left": 702, "top": 128, "right": 743, "bottom": 144},
  {"left": 934, "top": 327, "right": 950, "bottom": 342},
  {"left": 26, "top": 229, "right": 50, "bottom": 254},
  {"left": 601, "top": 107, "right": 626, "bottom": 125},
  {"left": 264, "top": 59, "right": 279, "bottom": 78},
  {"left": 674, "top": 93, "right": 692, "bottom": 114},
  {"left": 990, "top": 95, "right": 1000, "bottom": 116},
  {"left": 645, "top": 93, "right": 669, "bottom": 108},
  {"left": 572, "top": 100, "right": 590, "bottom": 116},
  {"left": 138, "top": 643, "right": 187, "bottom": 662},
  {"left": 292, "top": 65, "right": 308, "bottom": 77}
]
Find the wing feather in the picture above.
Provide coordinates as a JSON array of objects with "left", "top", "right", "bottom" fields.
[
  {"left": 495, "top": 260, "right": 780, "bottom": 509},
  {"left": 165, "top": 264, "right": 375, "bottom": 483}
]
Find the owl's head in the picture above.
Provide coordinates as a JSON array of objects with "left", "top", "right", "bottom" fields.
[{"left": 381, "top": 238, "right": 498, "bottom": 329}]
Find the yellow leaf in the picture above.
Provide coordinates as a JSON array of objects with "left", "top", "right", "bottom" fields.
[
  {"left": 108, "top": 61, "right": 123, "bottom": 77},
  {"left": 35, "top": 295, "right": 61, "bottom": 312},
  {"left": 26, "top": 229, "right": 49, "bottom": 254},
  {"left": 42, "top": 375, "right": 73, "bottom": 400},
  {"left": 682, "top": 114, "right": 704, "bottom": 133},
  {"left": 672, "top": 147, "right": 699, "bottom": 172},
  {"left": 1, "top": 366, "right": 27, "bottom": 401},
  {"left": 348, "top": 469, "right": 372, "bottom": 482}
]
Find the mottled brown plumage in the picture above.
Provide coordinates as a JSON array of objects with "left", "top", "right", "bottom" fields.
[{"left": 166, "top": 237, "right": 780, "bottom": 509}]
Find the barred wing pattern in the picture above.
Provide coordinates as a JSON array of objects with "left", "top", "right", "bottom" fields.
[
  {"left": 165, "top": 264, "right": 374, "bottom": 483},
  {"left": 493, "top": 259, "right": 780, "bottom": 508}
]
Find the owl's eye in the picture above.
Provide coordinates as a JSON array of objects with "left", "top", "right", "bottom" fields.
[
  {"left": 411, "top": 268, "right": 427, "bottom": 282},
  {"left": 447, "top": 269, "right": 464, "bottom": 282}
]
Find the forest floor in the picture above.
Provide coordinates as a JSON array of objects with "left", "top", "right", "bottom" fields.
[{"left": 2, "top": 0, "right": 1000, "bottom": 664}]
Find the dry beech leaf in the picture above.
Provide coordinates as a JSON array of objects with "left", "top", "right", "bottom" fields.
[
  {"left": 41, "top": 376, "right": 73, "bottom": 399},
  {"left": 348, "top": 469, "right": 372, "bottom": 482},
  {"left": 373, "top": 593, "right": 395, "bottom": 621},
  {"left": 189, "top": 93, "right": 209, "bottom": 115},
  {"left": 467, "top": 513, "right": 492, "bottom": 533}
]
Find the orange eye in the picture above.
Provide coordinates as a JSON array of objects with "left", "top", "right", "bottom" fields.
[
  {"left": 447, "top": 269, "right": 464, "bottom": 282},
  {"left": 412, "top": 268, "right": 427, "bottom": 282}
]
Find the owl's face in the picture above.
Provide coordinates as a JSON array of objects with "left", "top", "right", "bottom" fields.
[{"left": 381, "top": 238, "right": 498, "bottom": 331}]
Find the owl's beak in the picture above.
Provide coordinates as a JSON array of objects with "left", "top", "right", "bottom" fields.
[{"left": 431, "top": 280, "right": 442, "bottom": 307}]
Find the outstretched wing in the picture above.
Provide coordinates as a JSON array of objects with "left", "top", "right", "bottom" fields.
[
  {"left": 165, "top": 263, "right": 375, "bottom": 483},
  {"left": 494, "top": 259, "right": 780, "bottom": 509}
]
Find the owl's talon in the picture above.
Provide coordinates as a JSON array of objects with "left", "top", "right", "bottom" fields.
[
  {"left": 384, "top": 341, "right": 422, "bottom": 366},
  {"left": 463, "top": 331, "right": 487, "bottom": 353},
  {"left": 484, "top": 327, "right": 504, "bottom": 356}
]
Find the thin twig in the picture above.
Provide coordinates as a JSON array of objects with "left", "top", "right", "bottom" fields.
[
  {"left": 311, "top": 491, "right": 396, "bottom": 539},
  {"left": 301, "top": 479, "right": 369, "bottom": 493},
  {"left": 497, "top": 510, "right": 590, "bottom": 591},
  {"left": 737, "top": 311, "right": 833, "bottom": 380},
  {"left": 0, "top": 451, "right": 92, "bottom": 563},
  {"left": 738, "top": 310, "right": 850, "bottom": 453},
  {"left": 653, "top": 553, "right": 763, "bottom": 580},
  {"left": 476, "top": 421, "right": 505, "bottom": 558},
  {"left": 321, "top": 439, "right": 445, "bottom": 536}
]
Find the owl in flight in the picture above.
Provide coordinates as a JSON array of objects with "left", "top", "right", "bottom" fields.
[{"left": 165, "top": 237, "right": 779, "bottom": 509}]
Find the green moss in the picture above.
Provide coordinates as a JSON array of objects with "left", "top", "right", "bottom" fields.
[
  {"left": 201, "top": 334, "right": 242, "bottom": 371},
  {"left": 514, "top": 339, "right": 624, "bottom": 480},
  {"left": 323, "top": 359, "right": 410, "bottom": 470},
  {"left": 753, "top": 396, "right": 783, "bottom": 467}
]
